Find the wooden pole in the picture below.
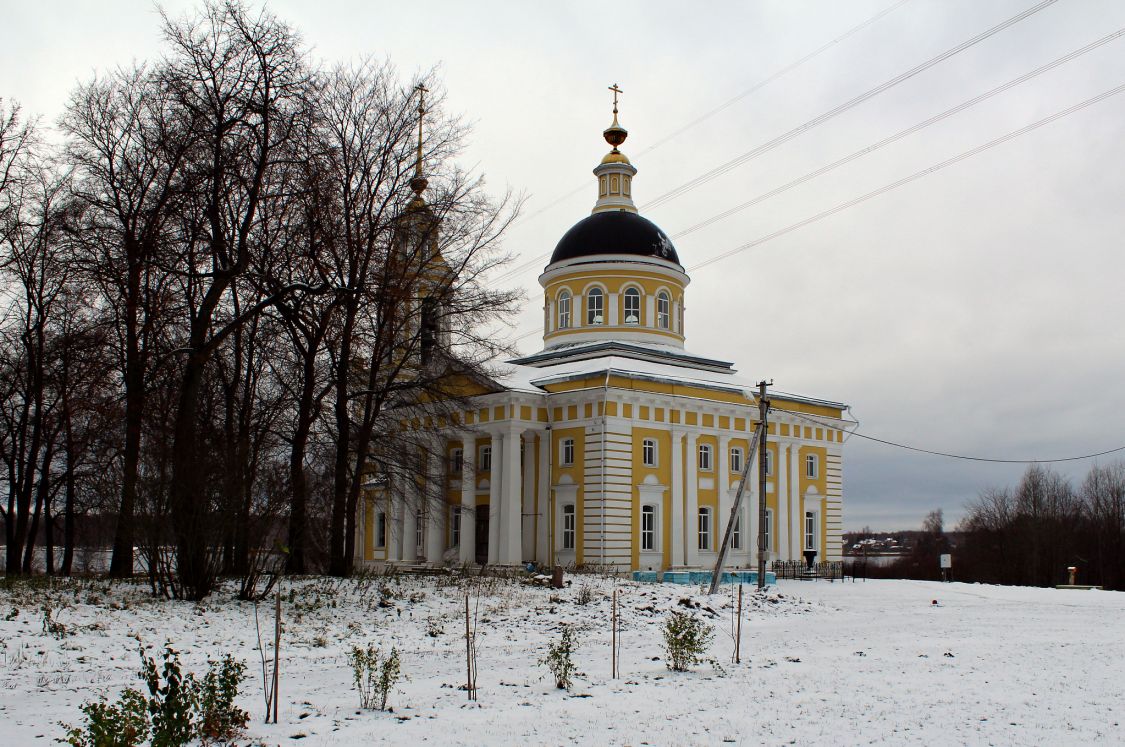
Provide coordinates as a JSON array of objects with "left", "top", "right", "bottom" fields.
[
  {"left": 734, "top": 583, "right": 743, "bottom": 664},
  {"left": 708, "top": 421, "right": 764, "bottom": 594},
  {"left": 272, "top": 588, "right": 281, "bottom": 723},
  {"left": 611, "top": 589, "right": 618, "bottom": 679},
  {"left": 465, "top": 594, "right": 474, "bottom": 700}
]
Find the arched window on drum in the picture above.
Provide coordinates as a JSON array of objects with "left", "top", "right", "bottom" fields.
[
  {"left": 656, "top": 291, "right": 671, "bottom": 330},
  {"left": 623, "top": 287, "right": 641, "bottom": 325}
]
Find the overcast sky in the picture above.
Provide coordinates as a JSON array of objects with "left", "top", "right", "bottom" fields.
[{"left": 5, "top": 0, "right": 1125, "bottom": 530}]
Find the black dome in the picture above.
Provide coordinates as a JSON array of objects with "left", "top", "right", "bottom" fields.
[{"left": 550, "top": 211, "right": 680, "bottom": 266}]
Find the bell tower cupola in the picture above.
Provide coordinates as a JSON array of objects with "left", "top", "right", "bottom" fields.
[{"left": 592, "top": 83, "right": 639, "bottom": 214}]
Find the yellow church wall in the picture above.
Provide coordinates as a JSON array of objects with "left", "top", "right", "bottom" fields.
[
  {"left": 552, "top": 426, "right": 586, "bottom": 564},
  {"left": 629, "top": 426, "right": 673, "bottom": 570}
]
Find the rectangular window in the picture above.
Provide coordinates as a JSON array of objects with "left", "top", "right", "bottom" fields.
[
  {"left": 805, "top": 453, "right": 818, "bottom": 479},
  {"left": 698, "top": 443, "right": 712, "bottom": 471},
  {"left": 451, "top": 506, "right": 461, "bottom": 547},
  {"left": 765, "top": 448, "right": 773, "bottom": 476},
  {"left": 416, "top": 509, "right": 424, "bottom": 554},
  {"left": 562, "top": 505, "right": 576, "bottom": 550},
  {"left": 642, "top": 438, "right": 657, "bottom": 467},
  {"left": 641, "top": 505, "right": 656, "bottom": 551},
  {"left": 479, "top": 445, "right": 491, "bottom": 472},
  {"left": 731, "top": 514, "right": 741, "bottom": 550},
  {"left": 376, "top": 512, "right": 387, "bottom": 548},
  {"left": 698, "top": 507, "right": 711, "bottom": 550},
  {"left": 560, "top": 438, "right": 575, "bottom": 466},
  {"left": 805, "top": 511, "right": 817, "bottom": 552},
  {"left": 450, "top": 448, "right": 463, "bottom": 474},
  {"left": 730, "top": 447, "right": 743, "bottom": 474}
]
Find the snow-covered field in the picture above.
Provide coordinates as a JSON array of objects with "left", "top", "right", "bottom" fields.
[{"left": 2, "top": 572, "right": 1122, "bottom": 746}]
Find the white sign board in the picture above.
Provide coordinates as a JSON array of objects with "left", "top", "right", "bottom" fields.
[{"left": 940, "top": 554, "right": 952, "bottom": 569}]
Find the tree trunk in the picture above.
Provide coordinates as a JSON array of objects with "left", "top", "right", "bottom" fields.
[{"left": 110, "top": 264, "right": 144, "bottom": 578}]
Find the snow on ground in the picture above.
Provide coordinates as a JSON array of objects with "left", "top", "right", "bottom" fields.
[{"left": 2, "top": 572, "right": 1122, "bottom": 746}]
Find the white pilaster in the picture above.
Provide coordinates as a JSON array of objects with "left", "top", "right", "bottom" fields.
[
  {"left": 670, "top": 429, "right": 685, "bottom": 567},
  {"left": 460, "top": 433, "right": 477, "bottom": 564},
  {"left": 503, "top": 426, "right": 523, "bottom": 564},
  {"left": 718, "top": 434, "right": 731, "bottom": 553},
  {"left": 488, "top": 434, "right": 502, "bottom": 565},
  {"left": 685, "top": 431, "right": 699, "bottom": 567}
]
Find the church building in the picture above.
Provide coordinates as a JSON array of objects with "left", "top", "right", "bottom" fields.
[{"left": 358, "top": 95, "right": 848, "bottom": 573}]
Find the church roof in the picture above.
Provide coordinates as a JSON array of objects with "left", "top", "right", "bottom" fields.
[{"left": 549, "top": 211, "right": 681, "bottom": 266}]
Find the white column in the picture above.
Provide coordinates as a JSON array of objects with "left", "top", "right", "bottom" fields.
[
  {"left": 460, "top": 434, "right": 477, "bottom": 564},
  {"left": 425, "top": 448, "right": 444, "bottom": 564},
  {"left": 536, "top": 431, "right": 550, "bottom": 565},
  {"left": 717, "top": 434, "right": 731, "bottom": 554},
  {"left": 776, "top": 443, "right": 789, "bottom": 561},
  {"left": 670, "top": 429, "right": 684, "bottom": 567},
  {"left": 790, "top": 442, "right": 801, "bottom": 559},
  {"left": 522, "top": 433, "right": 536, "bottom": 563},
  {"left": 488, "top": 434, "right": 502, "bottom": 564},
  {"left": 503, "top": 426, "right": 523, "bottom": 564},
  {"left": 402, "top": 476, "right": 418, "bottom": 562},
  {"left": 389, "top": 475, "right": 404, "bottom": 562},
  {"left": 685, "top": 431, "right": 699, "bottom": 567}
]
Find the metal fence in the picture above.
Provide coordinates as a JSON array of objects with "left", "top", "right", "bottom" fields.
[{"left": 770, "top": 560, "right": 844, "bottom": 581}]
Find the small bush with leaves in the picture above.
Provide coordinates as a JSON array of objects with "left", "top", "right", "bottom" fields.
[
  {"left": 62, "top": 644, "right": 247, "bottom": 747},
  {"left": 348, "top": 644, "right": 401, "bottom": 711},
  {"left": 63, "top": 688, "right": 149, "bottom": 747},
  {"left": 197, "top": 655, "right": 249, "bottom": 743},
  {"left": 662, "top": 610, "right": 713, "bottom": 672},
  {"left": 538, "top": 624, "right": 578, "bottom": 690}
]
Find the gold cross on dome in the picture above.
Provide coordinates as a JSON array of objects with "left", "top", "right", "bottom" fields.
[{"left": 608, "top": 83, "right": 623, "bottom": 114}]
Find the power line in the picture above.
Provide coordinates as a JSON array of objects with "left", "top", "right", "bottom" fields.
[
  {"left": 773, "top": 405, "right": 1125, "bottom": 464},
  {"left": 633, "top": 0, "right": 915, "bottom": 159},
  {"left": 689, "top": 80, "right": 1125, "bottom": 272},
  {"left": 671, "top": 26, "right": 1125, "bottom": 240},
  {"left": 505, "top": 81, "right": 1125, "bottom": 350},
  {"left": 487, "top": 0, "right": 914, "bottom": 287},
  {"left": 641, "top": 0, "right": 1058, "bottom": 212}
]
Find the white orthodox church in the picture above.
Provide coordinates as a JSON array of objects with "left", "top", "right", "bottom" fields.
[{"left": 358, "top": 97, "right": 848, "bottom": 573}]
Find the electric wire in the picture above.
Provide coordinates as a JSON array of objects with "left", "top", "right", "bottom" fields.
[
  {"left": 502, "top": 79, "right": 1125, "bottom": 347},
  {"left": 689, "top": 80, "right": 1125, "bottom": 272},
  {"left": 671, "top": 26, "right": 1125, "bottom": 240},
  {"left": 772, "top": 405, "right": 1125, "bottom": 464},
  {"left": 487, "top": 0, "right": 915, "bottom": 287},
  {"left": 641, "top": 0, "right": 1058, "bottom": 211}
]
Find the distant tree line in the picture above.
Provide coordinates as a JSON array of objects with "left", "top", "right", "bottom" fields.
[
  {"left": 850, "top": 463, "right": 1125, "bottom": 591},
  {"left": 0, "top": 1, "right": 518, "bottom": 599}
]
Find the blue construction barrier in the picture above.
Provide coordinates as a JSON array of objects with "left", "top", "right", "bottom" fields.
[{"left": 633, "top": 570, "right": 777, "bottom": 585}]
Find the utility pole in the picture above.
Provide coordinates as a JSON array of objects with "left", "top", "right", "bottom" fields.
[{"left": 757, "top": 380, "right": 771, "bottom": 590}]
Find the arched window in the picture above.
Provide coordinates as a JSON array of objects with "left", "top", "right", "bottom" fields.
[
  {"left": 557, "top": 291, "right": 571, "bottom": 329},
  {"left": 623, "top": 287, "right": 641, "bottom": 325},
  {"left": 586, "top": 287, "right": 604, "bottom": 325},
  {"left": 657, "top": 291, "right": 670, "bottom": 330}
]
